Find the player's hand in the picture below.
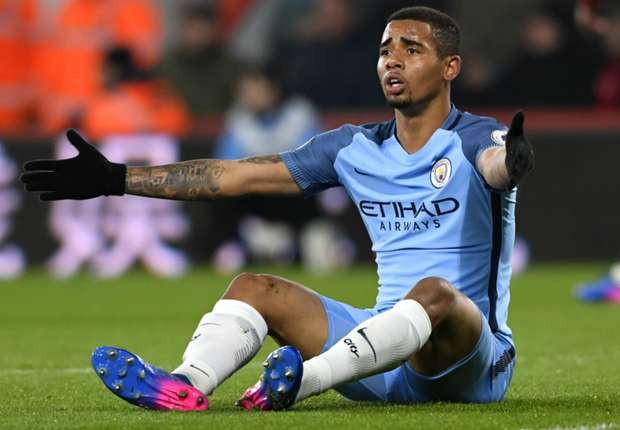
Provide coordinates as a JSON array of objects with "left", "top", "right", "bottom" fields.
[
  {"left": 20, "top": 129, "right": 126, "bottom": 201},
  {"left": 504, "top": 111, "right": 534, "bottom": 190}
]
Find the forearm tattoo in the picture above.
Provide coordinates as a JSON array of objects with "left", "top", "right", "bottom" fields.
[
  {"left": 126, "top": 159, "right": 226, "bottom": 200},
  {"left": 238, "top": 154, "right": 281, "bottom": 164}
]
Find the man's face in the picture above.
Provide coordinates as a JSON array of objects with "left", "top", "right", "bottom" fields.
[
  {"left": 377, "top": 20, "right": 449, "bottom": 111},
  {"left": 237, "top": 74, "right": 280, "bottom": 114}
]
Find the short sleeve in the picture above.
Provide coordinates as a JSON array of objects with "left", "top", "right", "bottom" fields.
[
  {"left": 457, "top": 115, "right": 508, "bottom": 172},
  {"left": 280, "top": 125, "right": 355, "bottom": 197}
]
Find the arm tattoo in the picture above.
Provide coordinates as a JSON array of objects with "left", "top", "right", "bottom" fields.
[
  {"left": 238, "top": 154, "right": 282, "bottom": 164},
  {"left": 126, "top": 159, "right": 225, "bottom": 200}
]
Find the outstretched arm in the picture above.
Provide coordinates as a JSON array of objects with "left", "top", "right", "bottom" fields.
[
  {"left": 126, "top": 156, "right": 301, "bottom": 200},
  {"left": 476, "top": 112, "right": 534, "bottom": 190},
  {"left": 476, "top": 147, "right": 510, "bottom": 190},
  {"left": 21, "top": 130, "right": 301, "bottom": 201}
]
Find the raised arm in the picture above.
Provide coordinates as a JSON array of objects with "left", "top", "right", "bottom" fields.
[
  {"left": 476, "top": 112, "right": 534, "bottom": 190},
  {"left": 21, "top": 130, "right": 301, "bottom": 201},
  {"left": 126, "top": 156, "right": 301, "bottom": 200}
]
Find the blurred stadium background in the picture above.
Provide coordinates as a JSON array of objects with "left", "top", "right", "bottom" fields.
[
  {"left": 0, "top": 0, "right": 620, "bottom": 278},
  {"left": 1, "top": 1, "right": 620, "bottom": 428},
  {"left": 0, "top": 0, "right": 618, "bottom": 278}
]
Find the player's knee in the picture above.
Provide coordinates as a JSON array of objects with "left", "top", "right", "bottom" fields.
[
  {"left": 222, "top": 272, "right": 282, "bottom": 303},
  {"left": 405, "top": 276, "right": 459, "bottom": 324}
]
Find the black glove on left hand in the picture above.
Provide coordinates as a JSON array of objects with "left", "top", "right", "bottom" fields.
[
  {"left": 20, "top": 129, "right": 126, "bottom": 201},
  {"left": 504, "top": 111, "right": 534, "bottom": 190}
]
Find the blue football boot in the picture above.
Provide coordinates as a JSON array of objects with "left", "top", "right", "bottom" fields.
[
  {"left": 91, "top": 346, "right": 208, "bottom": 411},
  {"left": 236, "top": 346, "right": 303, "bottom": 411},
  {"left": 575, "top": 276, "right": 620, "bottom": 303}
]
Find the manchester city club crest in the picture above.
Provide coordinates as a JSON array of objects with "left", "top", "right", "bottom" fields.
[{"left": 430, "top": 158, "right": 452, "bottom": 188}]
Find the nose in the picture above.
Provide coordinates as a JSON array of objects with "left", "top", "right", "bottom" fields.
[{"left": 385, "top": 54, "right": 403, "bottom": 70}]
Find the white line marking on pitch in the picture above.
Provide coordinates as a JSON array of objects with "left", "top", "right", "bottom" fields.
[
  {"left": 0, "top": 368, "right": 92, "bottom": 375},
  {"left": 521, "top": 423, "right": 617, "bottom": 430},
  {"left": 0, "top": 362, "right": 266, "bottom": 376}
]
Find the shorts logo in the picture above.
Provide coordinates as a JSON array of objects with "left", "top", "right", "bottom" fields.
[
  {"left": 491, "top": 129, "right": 508, "bottom": 146},
  {"left": 430, "top": 158, "right": 452, "bottom": 188}
]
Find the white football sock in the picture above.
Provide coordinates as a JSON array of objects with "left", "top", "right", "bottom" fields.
[
  {"left": 609, "top": 263, "right": 620, "bottom": 284},
  {"left": 296, "top": 299, "right": 432, "bottom": 402},
  {"left": 173, "top": 299, "right": 268, "bottom": 395}
]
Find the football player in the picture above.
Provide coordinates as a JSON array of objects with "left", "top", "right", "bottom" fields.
[{"left": 21, "top": 6, "right": 533, "bottom": 410}]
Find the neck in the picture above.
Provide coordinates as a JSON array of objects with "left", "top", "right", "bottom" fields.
[{"left": 394, "top": 93, "right": 451, "bottom": 154}]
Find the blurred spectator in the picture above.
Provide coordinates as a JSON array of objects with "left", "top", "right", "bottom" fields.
[
  {"left": 572, "top": 0, "right": 620, "bottom": 303},
  {"left": 33, "top": 0, "right": 162, "bottom": 136},
  {"left": 452, "top": 56, "right": 498, "bottom": 107},
  {"left": 229, "top": 0, "right": 314, "bottom": 65},
  {"left": 0, "top": 0, "right": 37, "bottom": 136},
  {"left": 211, "top": 62, "right": 319, "bottom": 271},
  {"left": 487, "top": 3, "right": 601, "bottom": 106},
  {"left": 83, "top": 47, "right": 189, "bottom": 139},
  {"left": 159, "top": 2, "right": 241, "bottom": 116},
  {"left": 214, "top": 63, "right": 319, "bottom": 159},
  {"left": 210, "top": 62, "right": 353, "bottom": 272},
  {"left": 278, "top": 0, "right": 385, "bottom": 108},
  {"left": 575, "top": 0, "right": 609, "bottom": 35},
  {"left": 592, "top": 5, "right": 620, "bottom": 106},
  {"left": 452, "top": 0, "right": 542, "bottom": 70}
]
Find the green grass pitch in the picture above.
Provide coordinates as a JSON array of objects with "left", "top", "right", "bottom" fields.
[{"left": 0, "top": 264, "right": 618, "bottom": 429}]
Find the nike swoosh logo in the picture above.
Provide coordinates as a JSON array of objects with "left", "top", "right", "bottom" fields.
[
  {"left": 357, "top": 327, "right": 377, "bottom": 363},
  {"left": 189, "top": 364, "right": 210, "bottom": 377},
  {"left": 353, "top": 167, "right": 376, "bottom": 177}
]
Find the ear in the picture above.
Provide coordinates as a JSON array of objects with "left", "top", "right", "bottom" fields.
[{"left": 443, "top": 55, "right": 461, "bottom": 82}]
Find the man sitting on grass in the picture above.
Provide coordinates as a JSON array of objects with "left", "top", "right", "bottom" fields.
[{"left": 21, "top": 6, "right": 533, "bottom": 410}]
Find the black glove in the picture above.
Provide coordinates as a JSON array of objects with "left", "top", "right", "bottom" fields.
[
  {"left": 504, "top": 111, "right": 534, "bottom": 190},
  {"left": 21, "top": 129, "right": 126, "bottom": 201}
]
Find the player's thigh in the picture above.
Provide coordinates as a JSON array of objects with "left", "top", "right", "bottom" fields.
[
  {"left": 330, "top": 308, "right": 512, "bottom": 404},
  {"left": 406, "top": 280, "right": 483, "bottom": 376},
  {"left": 397, "top": 318, "right": 516, "bottom": 403},
  {"left": 222, "top": 272, "right": 328, "bottom": 359}
]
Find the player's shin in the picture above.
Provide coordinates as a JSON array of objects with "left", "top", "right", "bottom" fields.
[
  {"left": 173, "top": 299, "right": 268, "bottom": 395},
  {"left": 296, "top": 299, "right": 432, "bottom": 402}
]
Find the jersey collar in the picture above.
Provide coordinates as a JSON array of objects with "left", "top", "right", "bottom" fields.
[
  {"left": 386, "top": 104, "right": 461, "bottom": 163},
  {"left": 441, "top": 104, "right": 463, "bottom": 131},
  {"left": 387, "top": 103, "right": 462, "bottom": 140}
]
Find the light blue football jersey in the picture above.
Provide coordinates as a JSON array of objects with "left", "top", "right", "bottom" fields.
[{"left": 281, "top": 106, "right": 516, "bottom": 342}]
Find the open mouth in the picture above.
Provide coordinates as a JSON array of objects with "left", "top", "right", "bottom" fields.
[{"left": 385, "top": 76, "right": 405, "bottom": 95}]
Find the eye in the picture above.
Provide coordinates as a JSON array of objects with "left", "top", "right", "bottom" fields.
[
  {"left": 379, "top": 49, "right": 390, "bottom": 57},
  {"left": 407, "top": 47, "right": 419, "bottom": 54}
]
